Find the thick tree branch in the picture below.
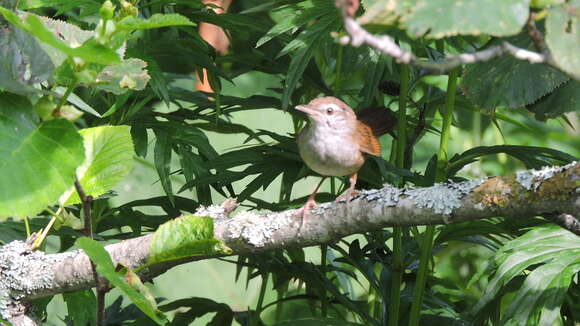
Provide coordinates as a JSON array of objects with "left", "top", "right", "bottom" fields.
[
  {"left": 338, "top": 16, "right": 552, "bottom": 74},
  {"left": 1, "top": 163, "right": 578, "bottom": 325}
]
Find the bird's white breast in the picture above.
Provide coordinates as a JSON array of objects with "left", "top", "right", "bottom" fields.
[{"left": 298, "top": 124, "right": 364, "bottom": 177}]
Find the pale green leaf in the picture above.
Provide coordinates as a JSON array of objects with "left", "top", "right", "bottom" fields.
[
  {"left": 95, "top": 58, "right": 150, "bottom": 95},
  {"left": 403, "top": 0, "right": 529, "bottom": 38},
  {"left": 0, "top": 94, "right": 84, "bottom": 218},
  {"left": 546, "top": 1, "right": 580, "bottom": 80},
  {"left": 61, "top": 125, "right": 134, "bottom": 205},
  {"left": 473, "top": 225, "right": 580, "bottom": 318}
]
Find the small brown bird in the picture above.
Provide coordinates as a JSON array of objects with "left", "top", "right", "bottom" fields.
[{"left": 295, "top": 96, "right": 396, "bottom": 216}]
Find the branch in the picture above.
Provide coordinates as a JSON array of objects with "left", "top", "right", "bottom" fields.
[
  {"left": 338, "top": 16, "right": 552, "bottom": 74},
  {"left": 1, "top": 162, "right": 578, "bottom": 325}
]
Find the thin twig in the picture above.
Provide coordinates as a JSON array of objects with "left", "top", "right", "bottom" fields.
[
  {"left": 544, "top": 213, "right": 580, "bottom": 236},
  {"left": 526, "top": 12, "right": 550, "bottom": 56},
  {"left": 338, "top": 17, "right": 549, "bottom": 74},
  {"left": 74, "top": 177, "right": 105, "bottom": 326}
]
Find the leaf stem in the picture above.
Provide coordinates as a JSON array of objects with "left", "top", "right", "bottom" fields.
[
  {"left": 388, "top": 64, "right": 410, "bottom": 326},
  {"left": 24, "top": 216, "right": 30, "bottom": 237},
  {"left": 320, "top": 244, "right": 328, "bottom": 317},
  {"left": 56, "top": 81, "right": 77, "bottom": 112},
  {"left": 408, "top": 68, "right": 458, "bottom": 326},
  {"left": 335, "top": 44, "right": 344, "bottom": 95},
  {"left": 254, "top": 273, "right": 269, "bottom": 326}
]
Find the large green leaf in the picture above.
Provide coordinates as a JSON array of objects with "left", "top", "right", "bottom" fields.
[
  {"left": 502, "top": 251, "right": 580, "bottom": 326},
  {"left": 528, "top": 79, "right": 580, "bottom": 120},
  {"left": 403, "top": 0, "right": 529, "bottom": 38},
  {"left": 60, "top": 125, "right": 134, "bottom": 205},
  {"left": 0, "top": 7, "right": 119, "bottom": 65},
  {"left": 461, "top": 33, "right": 569, "bottom": 109},
  {"left": 148, "top": 215, "right": 232, "bottom": 265},
  {"left": 472, "top": 225, "right": 580, "bottom": 324},
  {"left": 0, "top": 94, "right": 84, "bottom": 218},
  {"left": 546, "top": 1, "right": 580, "bottom": 80},
  {"left": 76, "top": 237, "right": 169, "bottom": 325}
]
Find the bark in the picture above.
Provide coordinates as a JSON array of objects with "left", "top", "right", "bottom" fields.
[{"left": 1, "top": 162, "right": 578, "bottom": 325}]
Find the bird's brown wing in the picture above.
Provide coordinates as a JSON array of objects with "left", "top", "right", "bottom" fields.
[
  {"left": 357, "top": 106, "right": 397, "bottom": 137},
  {"left": 356, "top": 121, "right": 381, "bottom": 156}
]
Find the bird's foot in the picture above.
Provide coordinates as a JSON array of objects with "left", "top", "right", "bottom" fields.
[
  {"left": 335, "top": 189, "right": 360, "bottom": 203},
  {"left": 294, "top": 197, "right": 317, "bottom": 230}
]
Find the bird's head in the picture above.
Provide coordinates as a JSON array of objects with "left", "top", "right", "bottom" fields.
[{"left": 295, "top": 97, "right": 357, "bottom": 131}]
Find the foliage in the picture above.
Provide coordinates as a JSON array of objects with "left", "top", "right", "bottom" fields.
[{"left": 0, "top": 0, "right": 578, "bottom": 325}]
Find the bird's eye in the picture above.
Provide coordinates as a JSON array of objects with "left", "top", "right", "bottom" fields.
[{"left": 326, "top": 107, "right": 334, "bottom": 115}]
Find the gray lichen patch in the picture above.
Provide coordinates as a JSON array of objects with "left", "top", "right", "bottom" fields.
[
  {"left": 225, "top": 211, "right": 293, "bottom": 248},
  {"left": 516, "top": 162, "right": 577, "bottom": 191},
  {"left": 405, "top": 179, "right": 484, "bottom": 215},
  {"left": 360, "top": 185, "right": 402, "bottom": 207},
  {"left": 0, "top": 241, "right": 64, "bottom": 319}
]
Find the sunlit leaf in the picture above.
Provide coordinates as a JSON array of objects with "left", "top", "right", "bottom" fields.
[
  {"left": 116, "top": 13, "right": 196, "bottom": 31},
  {"left": 60, "top": 125, "right": 135, "bottom": 205},
  {"left": 148, "top": 215, "right": 232, "bottom": 265}
]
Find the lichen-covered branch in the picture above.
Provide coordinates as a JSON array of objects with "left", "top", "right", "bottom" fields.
[
  {"left": 1, "top": 163, "right": 578, "bottom": 325},
  {"left": 339, "top": 16, "right": 552, "bottom": 74}
]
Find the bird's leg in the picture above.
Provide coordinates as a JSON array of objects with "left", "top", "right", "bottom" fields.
[
  {"left": 295, "top": 177, "right": 326, "bottom": 219},
  {"left": 336, "top": 173, "right": 359, "bottom": 203}
]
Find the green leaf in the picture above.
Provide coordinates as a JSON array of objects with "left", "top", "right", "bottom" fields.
[
  {"left": 403, "top": 0, "right": 529, "bottom": 38},
  {"left": 255, "top": 2, "right": 334, "bottom": 48},
  {"left": 148, "top": 215, "right": 232, "bottom": 265},
  {"left": 60, "top": 125, "right": 135, "bottom": 205},
  {"left": 96, "top": 58, "right": 151, "bottom": 95},
  {"left": 282, "top": 32, "right": 324, "bottom": 109},
  {"left": 472, "top": 225, "right": 580, "bottom": 323},
  {"left": 34, "top": 15, "right": 95, "bottom": 67},
  {"left": 159, "top": 297, "right": 233, "bottom": 325},
  {"left": 546, "top": 1, "right": 580, "bottom": 80},
  {"left": 0, "top": 26, "right": 54, "bottom": 95},
  {"left": 0, "top": 94, "right": 84, "bottom": 218},
  {"left": 272, "top": 318, "right": 365, "bottom": 326},
  {"left": 461, "top": 33, "right": 569, "bottom": 109},
  {"left": 154, "top": 130, "right": 174, "bottom": 205},
  {"left": 63, "top": 290, "right": 96, "bottom": 326},
  {"left": 528, "top": 80, "right": 580, "bottom": 119},
  {"left": 76, "top": 237, "right": 169, "bottom": 325},
  {"left": 0, "top": 8, "right": 120, "bottom": 65},
  {"left": 116, "top": 13, "right": 196, "bottom": 31},
  {"left": 501, "top": 251, "right": 580, "bottom": 325},
  {"left": 448, "top": 145, "right": 577, "bottom": 175}
]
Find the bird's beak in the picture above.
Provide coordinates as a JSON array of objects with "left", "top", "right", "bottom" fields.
[{"left": 295, "top": 105, "right": 321, "bottom": 119}]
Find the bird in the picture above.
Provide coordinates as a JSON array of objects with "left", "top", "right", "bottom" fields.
[{"left": 295, "top": 96, "right": 397, "bottom": 217}]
